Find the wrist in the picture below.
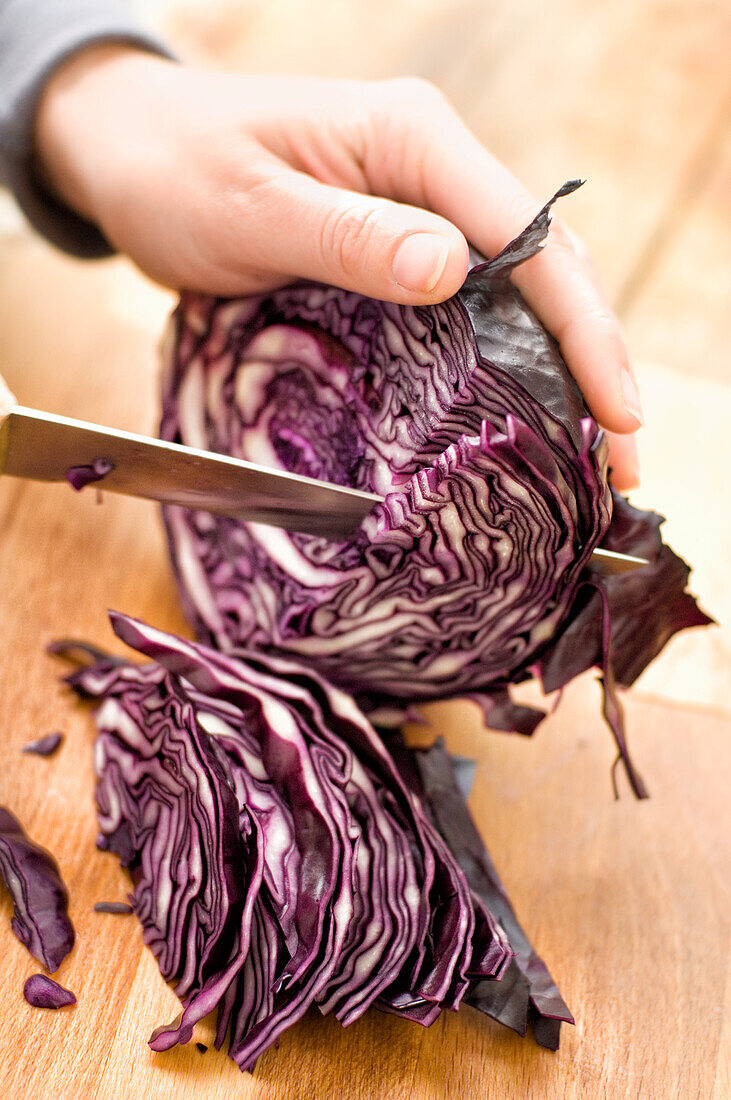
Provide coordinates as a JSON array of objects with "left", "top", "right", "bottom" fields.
[{"left": 33, "top": 43, "right": 174, "bottom": 226}]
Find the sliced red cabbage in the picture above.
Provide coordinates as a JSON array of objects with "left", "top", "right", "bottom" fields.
[
  {"left": 21, "top": 732, "right": 64, "bottom": 757},
  {"left": 87, "top": 654, "right": 254, "bottom": 1051},
  {"left": 0, "top": 806, "right": 75, "bottom": 972},
  {"left": 62, "top": 612, "right": 511, "bottom": 1072},
  {"left": 23, "top": 973, "right": 76, "bottom": 1009},
  {"left": 38, "top": 184, "right": 713, "bottom": 1073},
  {"left": 386, "top": 732, "right": 572, "bottom": 1049},
  {"left": 159, "top": 186, "right": 709, "bottom": 795},
  {"left": 65, "top": 458, "right": 115, "bottom": 491},
  {"left": 93, "top": 901, "right": 133, "bottom": 914}
]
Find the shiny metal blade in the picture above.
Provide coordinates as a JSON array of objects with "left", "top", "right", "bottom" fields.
[
  {"left": 0, "top": 406, "right": 382, "bottom": 540},
  {"left": 0, "top": 406, "right": 651, "bottom": 570},
  {"left": 588, "top": 546, "right": 649, "bottom": 574}
]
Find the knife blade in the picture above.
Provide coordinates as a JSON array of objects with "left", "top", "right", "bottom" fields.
[
  {"left": 0, "top": 404, "right": 648, "bottom": 572},
  {"left": 0, "top": 405, "right": 382, "bottom": 540}
]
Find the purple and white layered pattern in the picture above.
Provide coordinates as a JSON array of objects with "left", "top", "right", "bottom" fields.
[
  {"left": 161, "top": 186, "right": 609, "bottom": 708},
  {"left": 159, "top": 183, "right": 711, "bottom": 794},
  {"left": 0, "top": 806, "right": 75, "bottom": 972},
  {"left": 68, "top": 612, "right": 510, "bottom": 1073}
]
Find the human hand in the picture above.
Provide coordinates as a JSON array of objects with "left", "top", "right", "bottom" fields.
[{"left": 34, "top": 45, "right": 641, "bottom": 488}]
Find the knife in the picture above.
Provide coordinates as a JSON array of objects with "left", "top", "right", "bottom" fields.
[{"left": 0, "top": 404, "right": 648, "bottom": 574}]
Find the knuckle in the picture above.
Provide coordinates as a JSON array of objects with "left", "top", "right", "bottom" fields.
[
  {"left": 558, "top": 299, "right": 622, "bottom": 346},
  {"left": 382, "top": 75, "right": 449, "bottom": 112},
  {"left": 196, "top": 165, "right": 285, "bottom": 272},
  {"left": 321, "top": 201, "right": 383, "bottom": 278},
  {"left": 504, "top": 190, "right": 544, "bottom": 234},
  {"left": 366, "top": 78, "right": 454, "bottom": 197},
  {"left": 546, "top": 219, "right": 576, "bottom": 255},
  {"left": 236, "top": 169, "right": 283, "bottom": 215},
  {"left": 201, "top": 134, "right": 278, "bottom": 204},
  {"left": 562, "top": 223, "right": 590, "bottom": 261}
]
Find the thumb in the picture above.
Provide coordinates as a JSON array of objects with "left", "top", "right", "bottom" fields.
[{"left": 239, "top": 172, "right": 469, "bottom": 304}]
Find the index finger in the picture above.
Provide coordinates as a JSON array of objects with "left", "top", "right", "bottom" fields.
[{"left": 364, "top": 80, "right": 644, "bottom": 438}]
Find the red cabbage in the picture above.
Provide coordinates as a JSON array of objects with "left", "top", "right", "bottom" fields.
[
  {"left": 385, "top": 732, "right": 572, "bottom": 1049},
  {"left": 23, "top": 973, "right": 76, "bottom": 1009},
  {"left": 63, "top": 612, "right": 511, "bottom": 1072},
  {"left": 536, "top": 491, "right": 713, "bottom": 692},
  {"left": 21, "top": 732, "right": 64, "bottom": 757},
  {"left": 159, "top": 185, "right": 710, "bottom": 795},
  {"left": 0, "top": 806, "right": 75, "bottom": 972},
  {"left": 42, "top": 186, "right": 713, "bottom": 1075}
]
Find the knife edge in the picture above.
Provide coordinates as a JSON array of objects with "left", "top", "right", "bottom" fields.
[
  {"left": 0, "top": 405, "right": 650, "bottom": 569},
  {"left": 0, "top": 406, "right": 381, "bottom": 540}
]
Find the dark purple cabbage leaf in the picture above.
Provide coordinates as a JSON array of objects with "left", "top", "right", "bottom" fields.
[
  {"left": 0, "top": 806, "right": 75, "bottom": 971},
  {"left": 62, "top": 612, "right": 511, "bottom": 1072},
  {"left": 159, "top": 185, "right": 710, "bottom": 796},
  {"left": 23, "top": 973, "right": 76, "bottom": 1009},
  {"left": 386, "top": 732, "right": 572, "bottom": 1049},
  {"left": 538, "top": 491, "right": 713, "bottom": 692}
]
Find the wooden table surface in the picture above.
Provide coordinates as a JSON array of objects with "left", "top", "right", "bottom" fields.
[{"left": 0, "top": 3, "right": 729, "bottom": 1098}]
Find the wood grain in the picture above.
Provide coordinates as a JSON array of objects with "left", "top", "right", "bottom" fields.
[{"left": 1, "top": 1, "right": 729, "bottom": 1096}]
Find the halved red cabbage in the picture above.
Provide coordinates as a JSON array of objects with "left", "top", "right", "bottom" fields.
[
  {"left": 0, "top": 806, "right": 75, "bottom": 972},
  {"left": 64, "top": 612, "right": 511, "bottom": 1072},
  {"left": 159, "top": 185, "right": 710, "bottom": 795}
]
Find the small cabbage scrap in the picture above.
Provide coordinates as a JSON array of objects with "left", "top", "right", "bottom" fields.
[
  {"left": 23, "top": 974, "right": 76, "bottom": 1009},
  {"left": 0, "top": 806, "right": 75, "bottom": 972},
  {"left": 64, "top": 612, "right": 511, "bottom": 1072},
  {"left": 160, "top": 184, "right": 710, "bottom": 796},
  {"left": 22, "top": 732, "right": 64, "bottom": 757},
  {"left": 65, "top": 458, "right": 115, "bottom": 491}
]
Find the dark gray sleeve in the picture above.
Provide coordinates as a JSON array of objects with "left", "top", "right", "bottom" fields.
[{"left": 0, "top": 0, "right": 175, "bottom": 257}]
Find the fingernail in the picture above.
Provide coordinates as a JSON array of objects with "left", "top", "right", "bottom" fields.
[
  {"left": 620, "top": 369, "right": 644, "bottom": 428},
  {"left": 392, "top": 234, "right": 450, "bottom": 293}
]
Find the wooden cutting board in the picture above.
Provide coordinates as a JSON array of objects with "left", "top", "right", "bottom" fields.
[{"left": 0, "top": 243, "right": 728, "bottom": 1100}]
